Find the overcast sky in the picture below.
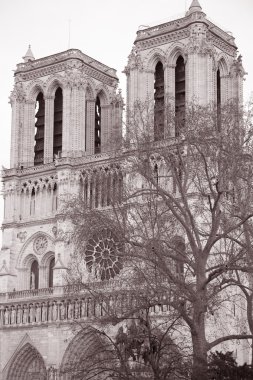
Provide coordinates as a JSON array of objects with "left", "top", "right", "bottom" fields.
[{"left": 0, "top": 0, "right": 252, "bottom": 222}]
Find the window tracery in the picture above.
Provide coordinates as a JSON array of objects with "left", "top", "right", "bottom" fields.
[{"left": 85, "top": 229, "right": 123, "bottom": 280}]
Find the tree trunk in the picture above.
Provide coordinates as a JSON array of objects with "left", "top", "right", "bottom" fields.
[
  {"left": 191, "top": 264, "right": 208, "bottom": 380},
  {"left": 191, "top": 330, "right": 208, "bottom": 380}
]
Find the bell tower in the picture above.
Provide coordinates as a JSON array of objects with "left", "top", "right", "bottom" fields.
[
  {"left": 124, "top": 0, "right": 245, "bottom": 137},
  {"left": 0, "top": 47, "right": 123, "bottom": 293}
]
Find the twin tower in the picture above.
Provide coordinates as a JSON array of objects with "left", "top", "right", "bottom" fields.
[{"left": 0, "top": 1, "right": 246, "bottom": 379}]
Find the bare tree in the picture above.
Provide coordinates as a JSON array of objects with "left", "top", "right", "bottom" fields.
[
  {"left": 64, "top": 100, "right": 253, "bottom": 380},
  {"left": 59, "top": 308, "right": 190, "bottom": 380}
]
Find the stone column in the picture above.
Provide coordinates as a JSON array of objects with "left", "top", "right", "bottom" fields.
[
  {"left": 44, "top": 95, "right": 54, "bottom": 163},
  {"left": 101, "top": 105, "right": 110, "bottom": 153},
  {"left": 165, "top": 64, "right": 176, "bottom": 137},
  {"left": 10, "top": 99, "right": 21, "bottom": 168},
  {"left": 86, "top": 99, "right": 95, "bottom": 155},
  {"left": 62, "top": 86, "right": 71, "bottom": 157}
]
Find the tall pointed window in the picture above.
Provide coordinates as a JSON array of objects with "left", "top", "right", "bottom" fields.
[
  {"left": 217, "top": 69, "right": 221, "bottom": 130},
  {"left": 175, "top": 56, "right": 185, "bottom": 136},
  {"left": 154, "top": 62, "right": 164, "bottom": 141},
  {"left": 34, "top": 92, "right": 45, "bottom": 165},
  {"left": 49, "top": 257, "right": 55, "bottom": 288},
  {"left": 95, "top": 96, "right": 101, "bottom": 153},
  {"left": 53, "top": 88, "right": 63, "bottom": 158},
  {"left": 30, "top": 260, "right": 39, "bottom": 289}
]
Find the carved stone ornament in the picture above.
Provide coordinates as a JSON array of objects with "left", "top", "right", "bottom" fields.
[
  {"left": 85, "top": 229, "right": 123, "bottom": 280},
  {"left": 17, "top": 231, "right": 27, "bottom": 243},
  {"left": 9, "top": 82, "right": 26, "bottom": 104},
  {"left": 33, "top": 235, "right": 48, "bottom": 255}
]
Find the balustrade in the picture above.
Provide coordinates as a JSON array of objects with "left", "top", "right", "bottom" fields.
[{"left": 0, "top": 288, "right": 170, "bottom": 328}]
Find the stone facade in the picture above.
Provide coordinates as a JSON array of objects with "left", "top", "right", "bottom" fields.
[{"left": 0, "top": 1, "right": 248, "bottom": 379}]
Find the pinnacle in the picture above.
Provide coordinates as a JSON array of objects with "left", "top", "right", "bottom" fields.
[
  {"left": 22, "top": 45, "right": 35, "bottom": 63},
  {"left": 187, "top": 0, "right": 202, "bottom": 14}
]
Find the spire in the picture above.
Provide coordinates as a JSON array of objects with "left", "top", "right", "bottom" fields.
[
  {"left": 22, "top": 45, "right": 35, "bottom": 63},
  {"left": 187, "top": 0, "right": 202, "bottom": 15}
]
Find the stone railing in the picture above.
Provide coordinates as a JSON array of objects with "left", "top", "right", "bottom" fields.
[{"left": 0, "top": 288, "right": 170, "bottom": 328}]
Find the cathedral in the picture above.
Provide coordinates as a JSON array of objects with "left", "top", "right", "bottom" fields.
[{"left": 0, "top": 1, "right": 247, "bottom": 379}]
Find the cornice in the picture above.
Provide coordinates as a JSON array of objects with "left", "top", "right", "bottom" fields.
[
  {"left": 2, "top": 217, "right": 57, "bottom": 230},
  {"left": 14, "top": 49, "right": 118, "bottom": 87},
  {"left": 135, "top": 14, "right": 236, "bottom": 55},
  {"left": 136, "top": 29, "right": 190, "bottom": 51},
  {"left": 15, "top": 49, "right": 117, "bottom": 77}
]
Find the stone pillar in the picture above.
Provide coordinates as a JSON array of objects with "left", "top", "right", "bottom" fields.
[
  {"left": 62, "top": 86, "right": 71, "bottom": 157},
  {"left": 101, "top": 105, "right": 110, "bottom": 153},
  {"left": 44, "top": 96, "right": 54, "bottom": 163},
  {"left": 86, "top": 99, "right": 95, "bottom": 155},
  {"left": 10, "top": 99, "right": 21, "bottom": 168},
  {"left": 165, "top": 64, "right": 176, "bottom": 137},
  {"left": 22, "top": 100, "right": 36, "bottom": 167}
]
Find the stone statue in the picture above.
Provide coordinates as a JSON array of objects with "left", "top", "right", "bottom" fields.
[
  {"left": 23, "top": 305, "right": 28, "bottom": 324},
  {"left": 11, "top": 306, "right": 16, "bottom": 325},
  {"left": 67, "top": 302, "right": 73, "bottom": 319},
  {"left": 29, "top": 304, "right": 35, "bottom": 323},
  {"left": 16, "top": 305, "right": 22, "bottom": 324},
  {"left": 52, "top": 302, "right": 58, "bottom": 321},
  {"left": 60, "top": 302, "right": 65, "bottom": 320},
  {"left": 4, "top": 307, "right": 9, "bottom": 325},
  {"left": 36, "top": 303, "right": 41, "bottom": 323},
  {"left": 42, "top": 303, "right": 47, "bottom": 322},
  {"left": 81, "top": 299, "right": 87, "bottom": 318}
]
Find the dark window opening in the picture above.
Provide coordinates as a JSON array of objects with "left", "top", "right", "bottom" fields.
[
  {"left": 217, "top": 69, "right": 221, "bottom": 131},
  {"left": 49, "top": 257, "right": 55, "bottom": 288},
  {"left": 30, "top": 187, "right": 35, "bottom": 216},
  {"left": 30, "top": 260, "right": 39, "bottom": 289},
  {"left": 53, "top": 183, "right": 58, "bottom": 211},
  {"left": 34, "top": 92, "right": 45, "bottom": 165},
  {"left": 53, "top": 88, "right": 63, "bottom": 158},
  {"left": 95, "top": 96, "right": 101, "bottom": 153},
  {"left": 154, "top": 62, "right": 164, "bottom": 141},
  {"left": 175, "top": 56, "right": 185, "bottom": 136}
]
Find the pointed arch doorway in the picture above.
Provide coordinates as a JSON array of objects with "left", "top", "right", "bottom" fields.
[{"left": 6, "top": 343, "right": 47, "bottom": 380}]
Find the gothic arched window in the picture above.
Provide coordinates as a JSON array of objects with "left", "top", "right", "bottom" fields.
[
  {"left": 154, "top": 61, "right": 164, "bottom": 141},
  {"left": 30, "top": 260, "right": 39, "bottom": 289},
  {"left": 49, "top": 257, "right": 55, "bottom": 288},
  {"left": 34, "top": 92, "right": 45, "bottom": 165},
  {"left": 53, "top": 87, "right": 63, "bottom": 158},
  {"left": 175, "top": 56, "right": 185, "bottom": 136},
  {"left": 95, "top": 96, "right": 101, "bottom": 153},
  {"left": 217, "top": 69, "right": 221, "bottom": 130}
]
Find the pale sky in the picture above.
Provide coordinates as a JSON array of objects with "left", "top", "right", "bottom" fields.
[{"left": 0, "top": 0, "right": 252, "bottom": 223}]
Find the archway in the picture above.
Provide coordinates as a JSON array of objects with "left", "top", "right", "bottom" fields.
[
  {"left": 60, "top": 329, "right": 112, "bottom": 379},
  {"left": 7, "top": 343, "right": 47, "bottom": 380}
]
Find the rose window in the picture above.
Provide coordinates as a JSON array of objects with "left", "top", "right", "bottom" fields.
[{"left": 85, "top": 229, "right": 123, "bottom": 280}]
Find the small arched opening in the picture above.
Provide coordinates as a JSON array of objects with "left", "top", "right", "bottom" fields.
[
  {"left": 95, "top": 96, "right": 101, "bottom": 153},
  {"left": 53, "top": 87, "right": 63, "bottom": 158},
  {"left": 154, "top": 61, "right": 164, "bottom": 140},
  {"left": 30, "top": 260, "right": 39, "bottom": 290},
  {"left": 49, "top": 257, "right": 55, "bottom": 288},
  {"left": 34, "top": 92, "right": 45, "bottom": 165},
  {"left": 217, "top": 68, "right": 221, "bottom": 130},
  {"left": 175, "top": 56, "right": 185, "bottom": 135}
]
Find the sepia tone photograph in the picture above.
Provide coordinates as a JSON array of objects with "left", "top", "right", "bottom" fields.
[{"left": 0, "top": 0, "right": 253, "bottom": 379}]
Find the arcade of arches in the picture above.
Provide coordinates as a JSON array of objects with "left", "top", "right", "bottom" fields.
[{"left": 5, "top": 330, "right": 104, "bottom": 380}]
